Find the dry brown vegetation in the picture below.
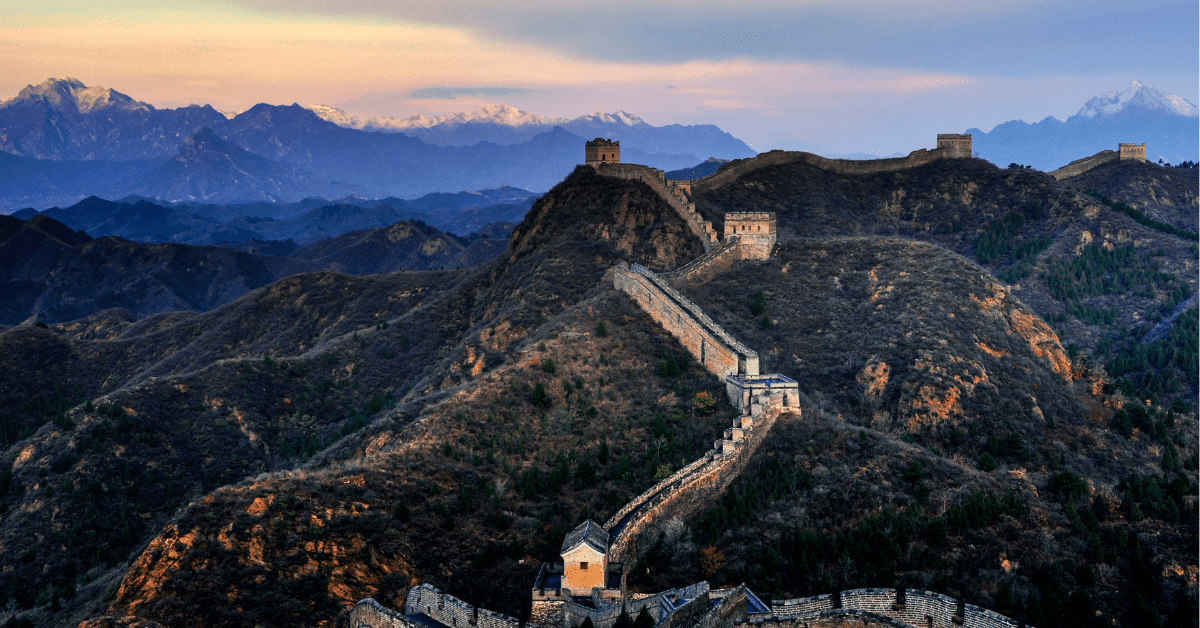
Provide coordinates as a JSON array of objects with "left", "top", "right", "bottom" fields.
[{"left": 0, "top": 159, "right": 1194, "bottom": 628}]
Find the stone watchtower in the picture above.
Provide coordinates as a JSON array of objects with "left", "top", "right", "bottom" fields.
[
  {"left": 1119, "top": 143, "right": 1146, "bottom": 161},
  {"left": 585, "top": 138, "right": 620, "bottom": 165},
  {"left": 724, "top": 212, "right": 776, "bottom": 260},
  {"left": 936, "top": 134, "right": 973, "bottom": 158}
]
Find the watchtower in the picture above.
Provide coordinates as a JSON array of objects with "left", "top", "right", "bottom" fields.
[
  {"left": 559, "top": 520, "right": 609, "bottom": 594},
  {"left": 936, "top": 134, "right": 972, "bottom": 158},
  {"left": 585, "top": 138, "right": 620, "bottom": 165},
  {"left": 724, "top": 212, "right": 776, "bottom": 260},
  {"left": 1119, "top": 143, "right": 1146, "bottom": 161}
]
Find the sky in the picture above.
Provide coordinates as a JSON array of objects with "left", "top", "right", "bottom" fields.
[{"left": 1, "top": 0, "right": 1196, "bottom": 155}]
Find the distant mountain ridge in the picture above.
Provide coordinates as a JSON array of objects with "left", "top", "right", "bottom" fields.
[
  {"left": 0, "top": 211, "right": 510, "bottom": 324},
  {"left": 304, "top": 102, "right": 756, "bottom": 165},
  {"left": 19, "top": 187, "right": 537, "bottom": 245},
  {"left": 970, "top": 81, "right": 1199, "bottom": 170},
  {"left": 0, "top": 79, "right": 757, "bottom": 208}
]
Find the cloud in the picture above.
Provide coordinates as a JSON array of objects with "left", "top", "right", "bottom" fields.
[
  {"left": 409, "top": 86, "right": 533, "bottom": 100},
  {"left": 190, "top": 0, "right": 1196, "bottom": 83}
]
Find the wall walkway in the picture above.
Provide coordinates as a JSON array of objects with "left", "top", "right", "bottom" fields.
[
  {"left": 612, "top": 262, "right": 758, "bottom": 378},
  {"left": 771, "top": 588, "right": 1030, "bottom": 628},
  {"left": 690, "top": 148, "right": 948, "bottom": 195},
  {"left": 1049, "top": 149, "right": 1119, "bottom": 180},
  {"left": 594, "top": 163, "right": 718, "bottom": 249},
  {"left": 660, "top": 236, "right": 744, "bottom": 285}
]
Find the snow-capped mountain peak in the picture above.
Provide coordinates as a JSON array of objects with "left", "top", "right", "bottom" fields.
[
  {"left": 1075, "top": 80, "right": 1198, "bottom": 119},
  {"left": 306, "top": 104, "right": 361, "bottom": 127},
  {"left": 1, "top": 77, "right": 152, "bottom": 113},
  {"left": 306, "top": 103, "right": 570, "bottom": 131},
  {"left": 580, "top": 110, "right": 646, "bottom": 126}
]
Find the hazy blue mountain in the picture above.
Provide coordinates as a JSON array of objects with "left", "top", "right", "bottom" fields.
[
  {"left": 310, "top": 105, "right": 757, "bottom": 170},
  {"left": 0, "top": 79, "right": 756, "bottom": 206},
  {"left": 130, "top": 127, "right": 339, "bottom": 203},
  {"left": 666, "top": 158, "right": 731, "bottom": 179},
  {"left": 18, "top": 186, "right": 539, "bottom": 245},
  {"left": 0, "top": 78, "right": 227, "bottom": 161},
  {"left": 969, "top": 81, "right": 1199, "bottom": 171}
]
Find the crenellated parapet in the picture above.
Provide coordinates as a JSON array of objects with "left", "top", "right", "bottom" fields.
[{"left": 593, "top": 162, "right": 719, "bottom": 249}]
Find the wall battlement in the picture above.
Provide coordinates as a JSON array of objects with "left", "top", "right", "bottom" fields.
[
  {"left": 613, "top": 262, "right": 759, "bottom": 378},
  {"left": 770, "top": 587, "right": 1031, "bottom": 628},
  {"left": 586, "top": 138, "right": 621, "bottom": 165},
  {"left": 936, "top": 134, "right": 973, "bottom": 158},
  {"left": 1049, "top": 142, "right": 1147, "bottom": 179},
  {"left": 1119, "top": 142, "right": 1146, "bottom": 161},
  {"left": 692, "top": 146, "right": 949, "bottom": 195},
  {"left": 722, "top": 213, "right": 776, "bottom": 260},
  {"left": 593, "top": 162, "right": 719, "bottom": 249}
]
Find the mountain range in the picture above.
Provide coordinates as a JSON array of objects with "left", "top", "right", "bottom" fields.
[
  {"left": 0, "top": 209, "right": 511, "bottom": 325},
  {"left": 13, "top": 186, "right": 536, "bottom": 246},
  {"left": 0, "top": 155, "right": 1194, "bottom": 628},
  {"left": 0, "top": 79, "right": 755, "bottom": 210},
  {"left": 969, "top": 81, "right": 1199, "bottom": 170}
]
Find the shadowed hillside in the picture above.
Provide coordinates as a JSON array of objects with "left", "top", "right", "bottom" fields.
[
  {"left": 693, "top": 157, "right": 1199, "bottom": 408},
  {"left": 0, "top": 158, "right": 1194, "bottom": 628}
]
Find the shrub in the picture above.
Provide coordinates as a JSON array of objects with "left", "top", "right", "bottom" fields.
[
  {"left": 530, "top": 383, "right": 551, "bottom": 408},
  {"left": 657, "top": 355, "right": 681, "bottom": 379},
  {"left": 750, "top": 289, "right": 766, "bottom": 315},
  {"left": 542, "top": 358, "right": 557, "bottom": 374},
  {"left": 759, "top": 315, "right": 773, "bottom": 330},
  {"left": 903, "top": 461, "right": 924, "bottom": 481},
  {"left": 693, "top": 391, "right": 716, "bottom": 415},
  {"left": 976, "top": 453, "right": 997, "bottom": 471},
  {"left": 595, "top": 320, "right": 609, "bottom": 338}
]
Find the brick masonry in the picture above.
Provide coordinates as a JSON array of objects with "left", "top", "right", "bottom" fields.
[
  {"left": 691, "top": 146, "right": 951, "bottom": 196},
  {"left": 594, "top": 162, "right": 719, "bottom": 249},
  {"left": 771, "top": 588, "right": 1031, "bottom": 628},
  {"left": 613, "top": 263, "right": 759, "bottom": 378}
]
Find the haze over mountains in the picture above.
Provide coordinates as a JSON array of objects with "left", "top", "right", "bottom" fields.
[
  {"left": 0, "top": 79, "right": 754, "bottom": 209},
  {"left": 971, "top": 81, "right": 1199, "bottom": 170},
  {"left": 1, "top": 78, "right": 1195, "bottom": 214}
]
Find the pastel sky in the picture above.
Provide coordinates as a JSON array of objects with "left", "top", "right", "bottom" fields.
[{"left": 1, "top": 0, "right": 1196, "bottom": 154}]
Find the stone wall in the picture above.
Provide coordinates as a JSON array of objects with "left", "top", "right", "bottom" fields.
[
  {"left": 586, "top": 139, "right": 621, "bottom": 165},
  {"left": 936, "top": 134, "right": 973, "bottom": 159},
  {"left": 351, "top": 598, "right": 430, "bottom": 628},
  {"left": 1119, "top": 143, "right": 1146, "bottom": 161},
  {"left": 594, "top": 162, "right": 718, "bottom": 248},
  {"left": 771, "top": 589, "right": 1030, "bottom": 628},
  {"left": 696, "top": 586, "right": 749, "bottom": 628},
  {"left": 612, "top": 263, "right": 759, "bottom": 378},
  {"left": 406, "top": 584, "right": 526, "bottom": 628},
  {"left": 605, "top": 408, "right": 780, "bottom": 564},
  {"left": 562, "top": 587, "right": 688, "bottom": 628},
  {"left": 722, "top": 213, "right": 776, "bottom": 260},
  {"left": 660, "top": 236, "right": 744, "bottom": 285},
  {"left": 691, "top": 148, "right": 948, "bottom": 195},
  {"left": 1049, "top": 149, "right": 1119, "bottom": 180}
]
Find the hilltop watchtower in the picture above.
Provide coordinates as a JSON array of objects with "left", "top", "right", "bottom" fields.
[
  {"left": 1119, "top": 143, "right": 1146, "bottom": 161},
  {"left": 724, "top": 212, "right": 776, "bottom": 260},
  {"left": 585, "top": 138, "right": 620, "bottom": 165},
  {"left": 936, "top": 134, "right": 972, "bottom": 158}
]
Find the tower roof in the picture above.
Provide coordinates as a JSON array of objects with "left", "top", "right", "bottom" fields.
[{"left": 561, "top": 519, "right": 609, "bottom": 554}]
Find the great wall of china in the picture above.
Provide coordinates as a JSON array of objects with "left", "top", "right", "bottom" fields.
[{"left": 348, "top": 134, "right": 1163, "bottom": 628}]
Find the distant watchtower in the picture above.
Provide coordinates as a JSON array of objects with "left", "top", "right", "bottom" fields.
[
  {"left": 724, "top": 212, "right": 776, "bottom": 260},
  {"left": 937, "top": 134, "right": 973, "bottom": 158},
  {"left": 585, "top": 138, "right": 620, "bottom": 165},
  {"left": 1119, "top": 143, "right": 1146, "bottom": 161}
]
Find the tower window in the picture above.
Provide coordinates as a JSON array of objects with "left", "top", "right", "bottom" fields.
[{"left": 581, "top": 562, "right": 589, "bottom": 570}]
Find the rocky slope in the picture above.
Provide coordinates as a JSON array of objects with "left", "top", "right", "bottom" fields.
[
  {"left": 0, "top": 159, "right": 1193, "bottom": 628},
  {"left": 693, "top": 157, "right": 1198, "bottom": 408}
]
